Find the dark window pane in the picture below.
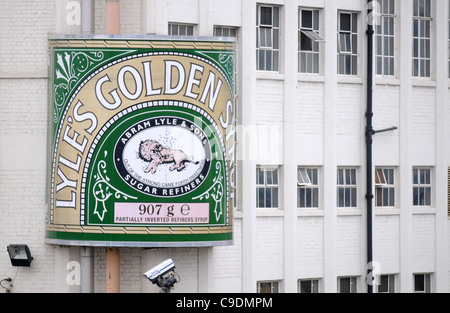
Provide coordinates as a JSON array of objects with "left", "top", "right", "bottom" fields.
[
  {"left": 301, "top": 33, "right": 313, "bottom": 51},
  {"left": 413, "top": 169, "right": 419, "bottom": 184},
  {"left": 258, "top": 50, "right": 265, "bottom": 70},
  {"left": 272, "top": 188, "right": 278, "bottom": 207},
  {"left": 265, "top": 188, "right": 272, "bottom": 207},
  {"left": 340, "top": 13, "right": 351, "bottom": 31},
  {"left": 351, "top": 187, "right": 357, "bottom": 206},
  {"left": 413, "top": 187, "right": 419, "bottom": 205},
  {"left": 413, "top": 20, "right": 418, "bottom": 37},
  {"left": 305, "top": 188, "right": 312, "bottom": 206},
  {"left": 345, "top": 55, "right": 351, "bottom": 74},
  {"left": 345, "top": 188, "right": 351, "bottom": 206},
  {"left": 299, "top": 188, "right": 305, "bottom": 207},
  {"left": 257, "top": 188, "right": 264, "bottom": 207},
  {"left": 179, "top": 25, "right": 186, "bottom": 35},
  {"left": 261, "top": 7, "right": 272, "bottom": 25},
  {"left": 259, "top": 282, "right": 272, "bottom": 293},
  {"left": 313, "top": 10, "right": 319, "bottom": 30},
  {"left": 340, "top": 278, "right": 350, "bottom": 293},
  {"left": 313, "top": 189, "right": 319, "bottom": 207},
  {"left": 338, "top": 188, "right": 345, "bottom": 207},
  {"left": 273, "top": 51, "right": 279, "bottom": 71},
  {"left": 338, "top": 169, "right": 344, "bottom": 185},
  {"left": 352, "top": 13, "right": 358, "bottom": 32},
  {"left": 273, "top": 7, "right": 279, "bottom": 27},
  {"left": 300, "top": 281, "right": 312, "bottom": 293},
  {"left": 415, "top": 275, "right": 425, "bottom": 292},
  {"left": 352, "top": 56, "right": 358, "bottom": 75},
  {"left": 302, "top": 10, "right": 313, "bottom": 28},
  {"left": 376, "top": 188, "right": 383, "bottom": 206},
  {"left": 389, "top": 188, "right": 395, "bottom": 206},
  {"left": 273, "top": 29, "right": 279, "bottom": 49}
]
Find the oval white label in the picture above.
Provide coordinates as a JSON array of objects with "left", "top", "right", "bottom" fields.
[{"left": 114, "top": 115, "right": 212, "bottom": 197}]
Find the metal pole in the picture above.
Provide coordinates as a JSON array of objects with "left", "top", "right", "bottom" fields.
[
  {"left": 106, "top": 0, "right": 121, "bottom": 35},
  {"left": 80, "top": 247, "right": 94, "bottom": 293},
  {"left": 105, "top": 0, "right": 121, "bottom": 293},
  {"left": 81, "top": 0, "right": 95, "bottom": 34},
  {"left": 79, "top": 0, "right": 95, "bottom": 294},
  {"left": 365, "top": 0, "right": 374, "bottom": 294},
  {"left": 106, "top": 248, "right": 120, "bottom": 293}
]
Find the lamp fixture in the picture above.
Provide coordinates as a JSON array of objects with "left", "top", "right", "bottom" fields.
[{"left": 7, "top": 245, "right": 33, "bottom": 267}]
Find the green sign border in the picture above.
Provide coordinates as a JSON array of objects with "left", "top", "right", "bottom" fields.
[{"left": 46, "top": 37, "right": 235, "bottom": 247}]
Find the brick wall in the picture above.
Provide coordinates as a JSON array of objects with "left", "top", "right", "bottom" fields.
[
  {"left": 0, "top": 0, "right": 55, "bottom": 293},
  {"left": 296, "top": 216, "right": 324, "bottom": 278}
]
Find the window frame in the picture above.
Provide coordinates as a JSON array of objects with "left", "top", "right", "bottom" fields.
[
  {"left": 297, "top": 167, "right": 320, "bottom": 208},
  {"left": 298, "top": 8, "right": 324, "bottom": 74},
  {"left": 377, "top": 274, "right": 396, "bottom": 293},
  {"left": 213, "top": 25, "right": 238, "bottom": 38},
  {"left": 337, "top": 11, "right": 359, "bottom": 75},
  {"left": 413, "top": 273, "right": 432, "bottom": 293},
  {"left": 298, "top": 279, "right": 320, "bottom": 293},
  {"left": 412, "top": 167, "right": 432, "bottom": 207},
  {"left": 337, "top": 168, "right": 358, "bottom": 208},
  {"left": 375, "top": 167, "right": 396, "bottom": 208},
  {"left": 256, "top": 166, "right": 279, "bottom": 209},
  {"left": 338, "top": 276, "right": 357, "bottom": 293},
  {"left": 412, "top": 0, "right": 432, "bottom": 78},
  {"left": 257, "top": 281, "right": 280, "bottom": 293},
  {"left": 375, "top": 0, "right": 396, "bottom": 76},
  {"left": 256, "top": 4, "right": 280, "bottom": 72},
  {"left": 168, "top": 23, "right": 195, "bottom": 36}
]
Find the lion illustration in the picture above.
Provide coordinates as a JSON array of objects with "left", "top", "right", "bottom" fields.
[{"left": 138, "top": 139, "right": 199, "bottom": 174}]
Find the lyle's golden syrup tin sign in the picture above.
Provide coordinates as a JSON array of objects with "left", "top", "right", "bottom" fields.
[{"left": 46, "top": 38, "right": 235, "bottom": 247}]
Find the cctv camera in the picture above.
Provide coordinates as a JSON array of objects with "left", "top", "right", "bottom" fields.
[
  {"left": 143, "top": 258, "right": 175, "bottom": 284},
  {"left": 143, "top": 259, "right": 179, "bottom": 292}
]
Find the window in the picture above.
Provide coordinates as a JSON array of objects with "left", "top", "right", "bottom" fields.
[
  {"left": 377, "top": 274, "right": 396, "bottom": 293},
  {"left": 338, "top": 12, "right": 358, "bottom": 75},
  {"left": 338, "top": 277, "right": 357, "bottom": 293},
  {"left": 257, "top": 281, "right": 279, "bottom": 293},
  {"left": 375, "top": 168, "right": 395, "bottom": 207},
  {"left": 214, "top": 26, "right": 237, "bottom": 38},
  {"left": 337, "top": 168, "right": 357, "bottom": 208},
  {"left": 299, "top": 8, "right": 324, "bottom": 74},
  {"left": 413, "top": 168, "right": 432, "bottom": 206},
  {"left": 297, "top": 168, "right": 319, "bottom": 208},
  {"left": 299, "top": 279, "right": 319, "bottom": 293},
  {"left": 257, "top": 5, "right": 280, "bottom": 71},
  {"left": 375, "top": 0, "right": 396, "bottom": 76},
  {"left": 413, "top": 274, "right": 431, "bottom": 293},
  {"left": 413, "top": 0, "right": 431, "bottom": 77},
  {"left": 168, "top": 23, "right": 195, "bottom": 36},
  {"left": 256, "top": 166, "right": 279, "bottom": 208}
]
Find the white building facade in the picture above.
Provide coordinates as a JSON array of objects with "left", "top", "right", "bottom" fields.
[{"left": 0, "top": 0, "right": 449, "bottom": 293}]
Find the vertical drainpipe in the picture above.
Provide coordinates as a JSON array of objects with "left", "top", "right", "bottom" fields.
[
  {"left": 81, "top": 0, "right": 95, "bottom": 35},
  {"left": 106, "top": 0, "right": 121, "bottom": 35},
  {"left": 105, "top": 0, "right": 121, "bottom": 294},
  {"left": 365, "top": 1, "right": 374, "bottom": 294},
  {"left": 80, "top": 247, "right": 94, "bottom": 293}
]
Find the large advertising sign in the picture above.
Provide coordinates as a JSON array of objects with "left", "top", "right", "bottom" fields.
[{"left": 45, "top": 38, "right": 235, "bottom": 247}]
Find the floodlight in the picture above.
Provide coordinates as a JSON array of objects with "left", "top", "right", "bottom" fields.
[{"left": 7, "top": 245, "right": 33, "bottom": 267}]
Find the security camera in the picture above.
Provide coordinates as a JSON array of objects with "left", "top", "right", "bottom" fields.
[{"left": 143, "top": 259, "right": 179, "bottom": 292}]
